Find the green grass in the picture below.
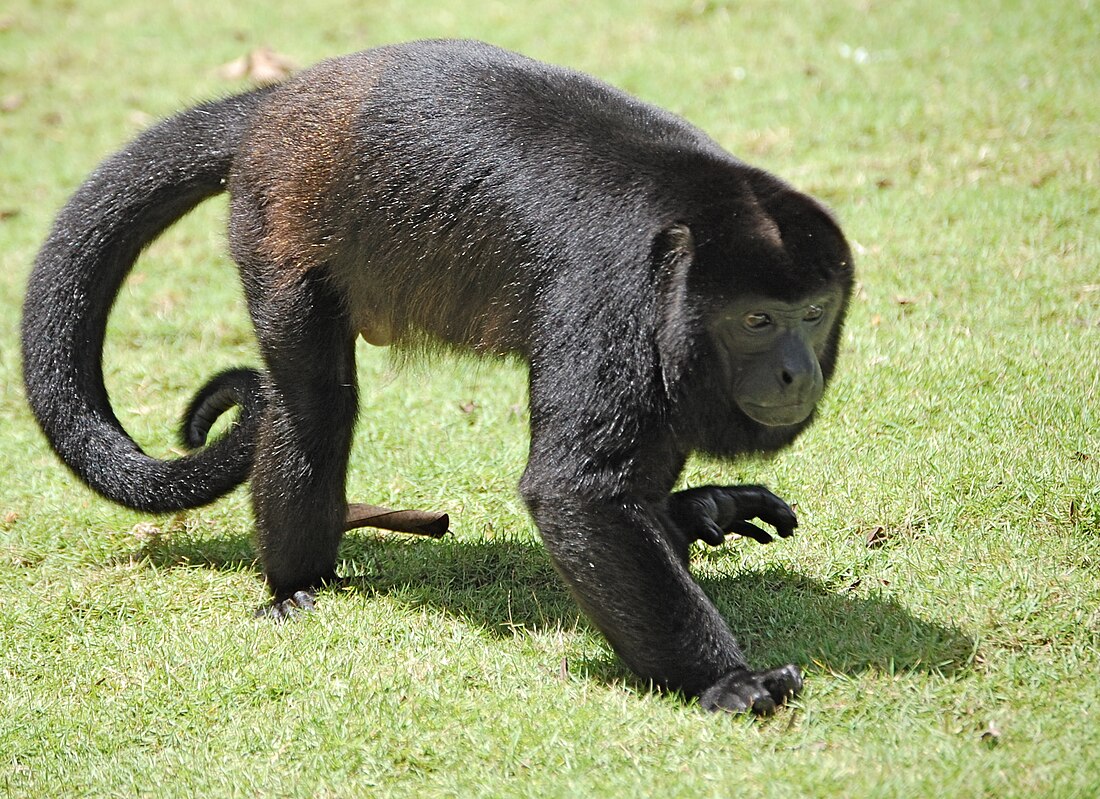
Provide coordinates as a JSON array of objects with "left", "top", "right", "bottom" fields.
[{"left": 2, "top": 0, "right": 1098, "bottom": 796}]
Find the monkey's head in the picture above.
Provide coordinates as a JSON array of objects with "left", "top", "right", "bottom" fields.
[
  {"left": 655, "top": 181, "right": 854, "bottom": 455},
  {"left": 709, "top": 290, "right": 843, "bottom": 428}
]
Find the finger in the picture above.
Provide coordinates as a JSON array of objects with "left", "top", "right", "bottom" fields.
[
  {"left": 726, "top": 520, "right": 774, "bottom": 544},
  {"left": 770, "top": 500, "right": 799, "bottom": 535},
  {"left": 290, "top": 589, "right": 317, "bottom": 612},
  {"left": 699, "top": 517, "right": 727, "bottom": 546},
  {"left": 760, "top": 663, "right": 803, "bottom": 704},
  {"left": 771, "top": 510, "right": 798, "bottom": 538},
  {"left": 255, "top": 589, "right": 317, "bottom": 622},
  {"left": 727, "top": 486, "right": 798, "bottom": 534},
  {"left": 749, "top": 691, "right": 779, "bottom": 717}
]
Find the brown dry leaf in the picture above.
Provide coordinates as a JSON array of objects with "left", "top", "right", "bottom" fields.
[
  {"left": 218, "top": 55, "right": 250, "bottom": 81},
  {"left": 218, "top": 47, "right": 296, "bottom": 85},
  {"left": 893, "top": 295, "right": 917, "bottom": 306},
  {"left": 980, "top": 721, "right": 1001, "bottom": 747},
  {"left": 864, "top": 525, "right": 889, "bottom": 548},
  {"left": 850, "top": 240, "right": 882, "bottom": 257},
  {"left": 128, "top": 110, "right": 155, "bottom": 128},
  {"left": 1, "top": 93, "right": 25, "bottom": 113},
  {"left": 131, "top": 521, "right": 162, "bottom": 542}
]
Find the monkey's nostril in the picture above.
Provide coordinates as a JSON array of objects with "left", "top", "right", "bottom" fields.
[{"left": 780, "top": 370, "right": 794, "bottom": 386}]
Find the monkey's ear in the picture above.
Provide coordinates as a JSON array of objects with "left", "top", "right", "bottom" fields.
[
  {"left": 653, "top": 223, "right": 697, "bottom": 395},
  {"left": 654, "top": 223, "right": 695, "bottom": 264},
  {"left": 760, "top": 189, "right": 853, "bottom": 279},
  {"left": 761, "top": 188, "right": 844, "bottom": 240}
]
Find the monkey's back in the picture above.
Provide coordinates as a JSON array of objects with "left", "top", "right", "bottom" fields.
[{"left": 229, "top": 40, "right": 741, "bottom": 355}]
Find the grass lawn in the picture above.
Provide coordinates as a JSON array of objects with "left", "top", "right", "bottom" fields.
[{"left": 1, "top": 0, "right": 1098, "bottom": 796}]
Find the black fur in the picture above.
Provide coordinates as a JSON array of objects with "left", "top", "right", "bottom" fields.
[
  {"left": 22, "top": 88, "right": 275, "bottom": 511},
  {"left": 22, "top": 40, "right": 854, "bottom": 713},
  {"left": 182, "top": 367, "right": 264, "bottom": 449}
]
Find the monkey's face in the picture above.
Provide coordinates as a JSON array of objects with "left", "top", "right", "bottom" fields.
[{"left": 709, "top": 290, "right": 844, "bottom": 428}]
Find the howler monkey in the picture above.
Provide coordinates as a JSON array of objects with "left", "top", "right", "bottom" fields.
[{"left": 22, "top": 40, "right": 853, "bottom": 714}]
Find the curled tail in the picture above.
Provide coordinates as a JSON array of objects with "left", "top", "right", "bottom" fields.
[
  {"left": 21, "top": 89, "right": 273, "bottom": 513},
  {"left": 181, "top": 367, "right": 264, "bottom": 450}
]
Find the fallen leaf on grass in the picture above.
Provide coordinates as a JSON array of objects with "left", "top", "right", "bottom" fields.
[
  {"left": 128, "top": 110, "right": 154, "bottom": 129},
  {"left": 864, "top": 525, "right": 890, "bottom": 548},
  {"left": 218, "top": 47, "right": 296, "bottom": 84},
  {"left": 130, "top": 521, "right": 163, "bottom": 542},
  {"left": 980, "top": 721, "right": 1001, "bottom": 747},
  {"left": 1, "top": 93, "right": 25, "bottom": 113}
]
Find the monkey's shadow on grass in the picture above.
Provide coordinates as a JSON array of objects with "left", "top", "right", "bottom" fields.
[{"left": 138, "top": 529, "right": 975, "bottom": 685}]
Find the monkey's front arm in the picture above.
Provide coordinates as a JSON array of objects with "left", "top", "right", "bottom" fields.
[
  {"left": 519, "top": 482, "right": 802, "bottom": 714},
  {"left": 667, "top": 484, "right": 798, "bottom": 558}
]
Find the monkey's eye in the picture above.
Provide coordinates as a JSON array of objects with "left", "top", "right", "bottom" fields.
[
  {"left": 804, "top": 305, "right": 825, "bottom": 322},
  {"left": 743, "top": 312, "right": 773, "bottom": 331}
]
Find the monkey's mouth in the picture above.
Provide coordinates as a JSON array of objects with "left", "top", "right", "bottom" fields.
[{"left": 738, "top": 401, "right": 814, "bottom": 427}]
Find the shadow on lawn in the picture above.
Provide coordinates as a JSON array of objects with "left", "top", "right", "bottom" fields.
[{"left": 138, "top": 527, "right": 975, "bottom": 681}]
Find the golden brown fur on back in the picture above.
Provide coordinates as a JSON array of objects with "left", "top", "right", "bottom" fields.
[{"left": 231, "top": 53, "right": 388, "bottom": 281}]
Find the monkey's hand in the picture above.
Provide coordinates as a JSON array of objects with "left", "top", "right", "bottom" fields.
[
  {"left": 700, "top": 664, "right": 803, "bottom": 715},
  {"left": 668, "top": 484, "right": 798, "bottom": 546}
]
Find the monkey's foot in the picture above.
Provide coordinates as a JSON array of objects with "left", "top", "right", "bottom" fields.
[
  {"left": 256, "top": 589, "right": 318, "bottom": 622},
  {"left": 670, "top": 484, "right": 798, "bottom": 546},
  {"left": 699, "top": 664, "right": 803, "bottom": 715}
]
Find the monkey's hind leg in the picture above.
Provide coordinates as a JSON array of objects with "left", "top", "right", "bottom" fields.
[{"left": 246, "top": 268, "right": 359, "bottom": 619}]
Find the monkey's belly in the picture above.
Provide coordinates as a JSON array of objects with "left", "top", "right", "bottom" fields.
[{"left": 358, "top": 320, "right": 394, "bottom": 347}]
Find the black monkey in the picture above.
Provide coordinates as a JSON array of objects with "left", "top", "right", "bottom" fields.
[{"left": 22, "top": 40, "right": 853, "bottom": 714}]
